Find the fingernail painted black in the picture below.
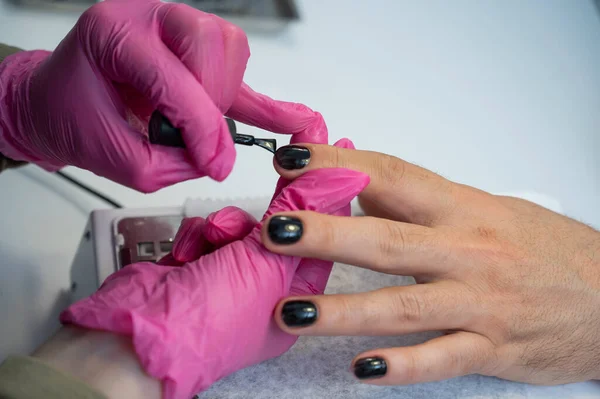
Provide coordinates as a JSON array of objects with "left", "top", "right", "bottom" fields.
[
  {"left": 354, "top": 357, "right": 387, "bottom": 380},
  {"left": 281, "top": 301, "right": 317, "bottom": 327},
  {"left": 275, "top": 145, "right": 311, "bottom": 170},
  {"left": 268, "top": 216, "right": 303, "bottom": 245}
]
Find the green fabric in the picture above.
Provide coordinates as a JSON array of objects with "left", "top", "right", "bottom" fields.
[
  {"left": 0, "top": 43, "right": 28, "bottom": 173},
  {"left": 0, "top": 43, "right": 22, "bottom": 64},
  {"left": 0, "top": 356, "right": 107, "bottom": 399}
]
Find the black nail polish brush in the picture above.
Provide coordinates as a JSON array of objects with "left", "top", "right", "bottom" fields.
[{"left": 148, "top": 111, "right": 277, "bottom": 154}]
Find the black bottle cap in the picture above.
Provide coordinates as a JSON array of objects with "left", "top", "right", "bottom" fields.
[{"left": 149, "top": 111, "right": 237, "bottom": 149}]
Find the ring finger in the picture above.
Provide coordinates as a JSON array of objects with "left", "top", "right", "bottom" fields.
[
  {"left": 350, "top": 331, "right": 496, "bottom": 385},
  {"left": 274, "top": 282, "right": 473, "bottom": 336}
]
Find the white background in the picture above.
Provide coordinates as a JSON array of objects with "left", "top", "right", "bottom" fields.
[{"left": 1, "top": 0, "right": 599, "bottom": 394}]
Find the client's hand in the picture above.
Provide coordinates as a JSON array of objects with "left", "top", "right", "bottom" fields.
[
  {"left": 265, "top": 144, "right": 600, "bottom": 386},
  {"left": 60, "top": 145, "right": 369, "bottom": 399},
  {"left": 0, "top": 0, "right": 321, "bottom": 191}
]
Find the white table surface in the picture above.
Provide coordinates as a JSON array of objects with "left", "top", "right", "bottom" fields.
[{"left": 1, "top": 0, "right": 599, "bottom": 397}]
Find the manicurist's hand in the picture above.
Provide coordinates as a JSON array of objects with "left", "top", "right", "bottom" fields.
[
  {"left": 0, "top": 0, "right": 321, "bottom": 192},
  {"left": 60, "top": 142, "right": 368, "bottom": 399},
  {"left": 263, "top": 144, "right": 600, "bottom": 385}
]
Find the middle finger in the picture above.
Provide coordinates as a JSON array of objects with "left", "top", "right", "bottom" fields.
[{"left": 262, "top": 211, "right": 454, "bottom": 277}]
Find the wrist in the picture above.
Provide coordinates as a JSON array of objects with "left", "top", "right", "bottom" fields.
[
  {"left": 33, "top": 326, "right": 161, "bottom": 399},
  {"left": 0, "top": 49, "right": 63, "bottom": 171}
]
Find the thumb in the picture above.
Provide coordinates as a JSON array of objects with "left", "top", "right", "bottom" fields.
[
  {"left": 332, "top": 137, "right": 356, "bottom": 150},
  {"left": 203, "top": 206, "right": 258, "bottom": 247},
  {"left": 168, "top": 217, "right": 211, "bottom": 263},
  {"left": 166, "top": 207, "right": 258, "bottom": 264},
  {"left": 264, "top": 168, "right": 370, "bottom": 221}
]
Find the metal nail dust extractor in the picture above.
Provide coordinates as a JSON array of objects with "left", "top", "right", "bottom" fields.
[{"left": 148, "top": 111, "right": 277, "bottom": 154}]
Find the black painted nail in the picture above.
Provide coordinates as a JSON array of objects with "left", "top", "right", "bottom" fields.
[
  {"left": 275, "top": 145, "right": 311, "bottom": 170},
  {"left": 268, "top": 216, "right": 303, "bottom": 245},
  {"left": 353, "top": 357, "right": 387, "bottom": 380},
  {"left": 281, "top": 301, "right": 317, "bottom": 327}
]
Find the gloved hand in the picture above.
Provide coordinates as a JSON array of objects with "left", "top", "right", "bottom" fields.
[
  {"left": 60, "top": 153, "right": 369, "bottom": 399},
  {"left": 0, "top": 0, "right": 318, "bottom": 192}
]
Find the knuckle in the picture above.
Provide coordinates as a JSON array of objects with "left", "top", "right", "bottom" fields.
[
  {"left": 445, "top": 348, "right": 465, "bottom": 375},
  {"left": 373, "top": 221, "right": 406, "bottom": 270},
  {"left": 192, "top": 13, "right": 215, "bottom": 33},
  {"left": 378, "top": 154, "right": 406, "bottom": 187},
  {"left": 477, "top": 347, "right": 501, "bottom": 376},
  {"left": 315, "top": 216, "right": 339, "bottom": 251},
  {"left": 77, "top": 2, "right": 116, "bottom": 45},
  {"left": 319, "top": 145, "right": 344, "bottom": 169},
  {"left": 389, "top": 289, "right": 427, "bottom": 323},
  {"left": 80, "top": 1, "right": 112, "bottom": 24},
  {"left": 169, "top": 2, "right": 190, "bottom": 16},
  {"left": 403, "top": 351, "right": 425, "bottom": 384},
  {"left": 128, "top": 168, "right": 158, "bottom": 194},
  {"left": 465, "top": 337, "right": 498, "bottom": 376},
  {"left": 485, "top": 311, "right": 513, "bottom": 343},
  {"left": 223, "top": 23, "right": 248, "bottom": 44},
  {"left": 475, "top": 226, "right": 498, "bottom": 241},
  {"left": 330, "top": 296, "right": 358, "bottom": 327}
]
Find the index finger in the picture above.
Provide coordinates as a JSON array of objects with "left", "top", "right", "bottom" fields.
[
  {"left": 273, "top": 144, "right": 456, "bottom": 226},
  {"left": 227, "top": 83, "right": 328, "bottom": 144}
]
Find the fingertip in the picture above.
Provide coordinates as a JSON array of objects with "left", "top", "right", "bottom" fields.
[
  {"left": 171, "top": 217, "right": 207, "bottom": 262},
  {"left": 201, "top": 119, "right": 237, "bottom": 181},
  {"left": 272, "top": 144, "right": 314, "bottom": 178},
  {"left": 228, "top": 83, "right": 331, "bottom": 149},
  {"left": 351, "top": 354, "right": 389, "bottom": 384},
  {"left": 261, "top": 213, "right": 305, "bottom": 251},
  {"left": 333, "top": 137, "right": 355, "bottom": 150},
  {"left": 204, "top": 206, "right": 257, "bottom": 245},
  {"left": 290, "top": 111, "right": 328, "bottom": 145},
  {"left": 274, "top": 296, "right": 319, "bottom": 334}
]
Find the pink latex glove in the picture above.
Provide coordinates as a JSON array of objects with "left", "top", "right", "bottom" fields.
[
  {"left": 0, "top": 0, "right": 320, "bottom": 192},
  {"left": 60, "top": 165, "right": 369, "bottom": 399},
  {"left": 156, "top": 206, "right": 259, "bottom": 266}
]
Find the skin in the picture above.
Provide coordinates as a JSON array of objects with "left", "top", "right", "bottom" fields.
[
  {"left": 262, "top": 144, "right": 600, "bottom": 386},
  {"left": 33, "top": 327, "right": 160, "bottom": 399}
]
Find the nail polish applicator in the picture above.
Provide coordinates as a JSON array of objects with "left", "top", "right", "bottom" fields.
[{"left": 148, "top": 111, "right": 277, "bottom": 154}]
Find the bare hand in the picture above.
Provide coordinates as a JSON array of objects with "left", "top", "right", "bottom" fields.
[{"left": 262, "top": 144, "right": 600, "bottom": 385}]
